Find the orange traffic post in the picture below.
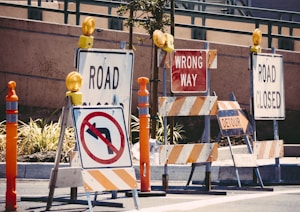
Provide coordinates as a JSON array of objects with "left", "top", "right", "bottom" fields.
[
  {"left": 137, "top": 77, "right": 151, "bottom": 192},
  {"left": 6, "top": 81, "right": 18, "bottom": 211}
]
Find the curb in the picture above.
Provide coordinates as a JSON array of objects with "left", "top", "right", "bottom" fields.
[{"left": 1, "top": 158, "right": 300, "bottom": 185}]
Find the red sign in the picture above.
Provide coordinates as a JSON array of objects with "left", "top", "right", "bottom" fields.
[
  {"left": 80, "top": 111, "right": 125, "bottom": 165},
  {"left": 171, "top": 50, "right": 207, "bottom": 93},
  {"left": 72, "top": 107, "right": 132, "bottom": 169}
]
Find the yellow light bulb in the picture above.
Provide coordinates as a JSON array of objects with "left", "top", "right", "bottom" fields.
[
  {"left": 153, "top": 30, "right": 166, "bottom": 48},
  {"left": 251, "top": 28, "right": 262, "bottom": 53},
  {"left": 82, "top": 16, "right": 95, "bottom": 36},
  {"left": 65, "top": 71, "right": 83, "bottom": 106},
  {"left": 66, "top": 71, "right": 82, "bottom": 92}
]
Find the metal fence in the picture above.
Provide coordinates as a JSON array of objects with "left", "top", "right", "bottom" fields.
[{"left": 1, "top": 0, "right": 300, "bottom": 50}]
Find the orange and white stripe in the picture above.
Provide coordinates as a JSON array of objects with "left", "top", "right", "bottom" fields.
[
  {"left": 82, "top": 167, "right": 138, "bottom": 192},
  {"left": 159, "top": 143, "right": 218, "bottom": 165},
  {"left": 70, "top": 150, "right": 81, "bottom": 167},
  {"left": 253, "top": 140, "right": 284, "bottom": 159},
  {"left": 217, "top": 101, "right": 241, "bottom": 111},
  {"left": 233, "top": 154, "right": 258, "bottom": 167},
  {"left": 208, "top": 49, "right": 217, "bottom": 69},
  {"left": 158, "top": 96, "right": 218, "bottom": 117}
]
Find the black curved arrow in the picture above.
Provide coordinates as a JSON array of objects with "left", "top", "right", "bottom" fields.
[{"left": 86, "top": 123, "right": 113, "bottom": 154}]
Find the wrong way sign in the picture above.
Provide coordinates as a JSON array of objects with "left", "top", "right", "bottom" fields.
[
  {"left": 171, "top": 49, "right": 217, "bottom": 93},
  {"left": 252, "top": 53, "right": 285, "bottom": 120},
  {"left": 72, "top": 106, "right": 132, "bottom": 169},
  {"left": 75, "top": 48, "right": 134, "bottom": 128}
]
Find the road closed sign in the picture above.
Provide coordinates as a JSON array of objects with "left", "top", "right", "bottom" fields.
[
  {"left": 72, "top": 106, "right": 132, "bottom": 169},
  {"left": 252, "top": 53, "right": 285, "bottom": 120},
  {"left": 75, "top": 49, "right": 134, "bottom": 128}
]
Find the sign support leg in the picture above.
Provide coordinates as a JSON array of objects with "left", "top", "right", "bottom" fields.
[
  {"left": 132, "top": 189, "right": 139, "bottom": 210},
  {"left": 227, "top": 136, "right": 242, "bottom": 188},
  {"left": 245, "top": 135, "right": 264, "bottom": 188},
  {"left": 86, "top": 192, "right": 93, "bottom": 212},
  {"left": 46, "top": 97, "right": 72, "bottom": 210}
]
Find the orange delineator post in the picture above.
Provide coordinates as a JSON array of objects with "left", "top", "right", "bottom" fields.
[
  {"left": 6, "top": 81, "right": 18, "bottom": 211},
  {"left": 137, "top": 77, "right": 151, "bottom": 192}
]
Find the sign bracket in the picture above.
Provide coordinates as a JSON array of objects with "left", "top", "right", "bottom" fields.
[{"left": 47, "top": 96, "right": 73, "bottom": 210}]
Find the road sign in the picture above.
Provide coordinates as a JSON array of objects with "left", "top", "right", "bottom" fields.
[
  {"left": 217, "top": 101, "right": 253, "bottom": 136},
  {"left": 75, "top": 48, "right": 134, "bottom": 128},
  {"left": 252, "top": 53, "right": 285, "bottom": 120},
  {"left": 171, "top": 49, "right": 217, "bottom": 93},
  {"left": 171, "top": 49, "right": 207, "bottom": 93},
  {"left": 72, "top": 106, "right": 132, "bottom": 169}
]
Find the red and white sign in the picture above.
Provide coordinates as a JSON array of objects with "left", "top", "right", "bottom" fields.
[
  {"left": 171, "top": 50, "right": 207, "bottom": 93},
  {"left": 72, "top": 106, "right": 132, "bottom": 169}
]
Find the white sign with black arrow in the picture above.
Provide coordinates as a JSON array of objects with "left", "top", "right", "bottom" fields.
[{"left": 72, "top": 106, "right": 132, "bottom": 169}]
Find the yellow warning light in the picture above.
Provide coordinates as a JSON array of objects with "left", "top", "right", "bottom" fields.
[
  {"left": 65, "top": 71, "right": 83, "bottom": 105},
  {"left": 153, "top": 30, "right": 174, "bottom": 53},
  {"left": 153, "top": 30, "right": 166, "bottom": 48},
  {"left": 82, "top": 16, "right": 95, "bottom": 36},
  {"left": 78, "top": 16, "right": 95, "bottom": 49},
  {"left": 251, "top": 28, "right": 262, "bottom": 53}
]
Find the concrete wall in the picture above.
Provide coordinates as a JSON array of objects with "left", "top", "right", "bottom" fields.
[
  {"left": 1, "top": 17, "right": 299, "bottom": 110},
  {"left": 0, "top": 17, "right": 299, "bottom": 143}
]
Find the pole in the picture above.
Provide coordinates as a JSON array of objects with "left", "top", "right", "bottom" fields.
[
  {"left": 204, "top": 42, "right": 212, "bottom": 191},
  {"left": 6, "top": 81, "right": 18, "bottom": 211},
  {"left": 138, "top": 77, "right": 151, "bottom": 192},
  {"left": 162, "top": 54, "right": 169, "bottom": 190},
  {"left": 272, "top": 47, "right": 281, "bottom": 182}
]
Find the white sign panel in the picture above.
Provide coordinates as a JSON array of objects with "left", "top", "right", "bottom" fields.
[
  {"left": 72, "top": 106, "right": 132, "bottom": 169},
  {"left": 76, "top": 48, "right": 134, "bottom": 128},
  {"left": 252, "top": 53, "right": 285, "bottom": 120}
]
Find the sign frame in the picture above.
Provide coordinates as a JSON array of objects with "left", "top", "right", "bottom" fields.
[
  {"left": 72, "top": 106, "right": 132, "bottom": 169},
  {"left": 252, "top": 53, "right": 285, "bottom": 120}
]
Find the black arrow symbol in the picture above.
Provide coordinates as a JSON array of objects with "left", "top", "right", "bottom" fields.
[{"left": 86, "top": 123, "right": 113, "bottom": 154}]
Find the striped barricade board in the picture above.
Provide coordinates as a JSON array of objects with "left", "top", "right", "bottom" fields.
[
  {"left": 159, "top": 143, "right": 218, "bottom": 165},
  {"left": 233, "top": 154, "right": 258, "bottom": 168},
  {"left": 217, "top": 100, "right": 253, "bottom": 136},
  {"left": 82, "top": 168, "right": 137, "bottom": 192},
  {"left": 71, "top": 150, "right": 81, "bottom": 167},
  {"left": 158, "top": 96, "right": 218, "bottom": 117},
  {"left": 253, "top": 140, "right": 284, "bottom": 159},
  {"left": 49, "top": 150, "right": 83, "bottom": 189}
]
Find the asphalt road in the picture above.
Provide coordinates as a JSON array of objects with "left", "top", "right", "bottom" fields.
[{"left": 1, "top": 179, "right": 300, "bottom": 212}]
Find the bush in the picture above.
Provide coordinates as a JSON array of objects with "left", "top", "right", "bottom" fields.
[
  {"left": 131, "top": 114, "right": 185, "bottom": 144},
  {"left": 0, "top": 118, "right": 75, "bottom": 162}
]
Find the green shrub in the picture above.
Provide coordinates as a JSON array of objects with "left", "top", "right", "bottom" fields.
[
  {"left": 131, "top": 114, "right": 185, "bottom": 144},
  {"left": 0, "top": 114, "right": 185, "bottom": 162},
  {"left": 0, "top": 119, "right": 75, "bottom": 160}
]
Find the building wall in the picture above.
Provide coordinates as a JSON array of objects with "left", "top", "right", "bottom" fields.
[{"left": 1, "top": 17, "right": 299, "bottom": 110}]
